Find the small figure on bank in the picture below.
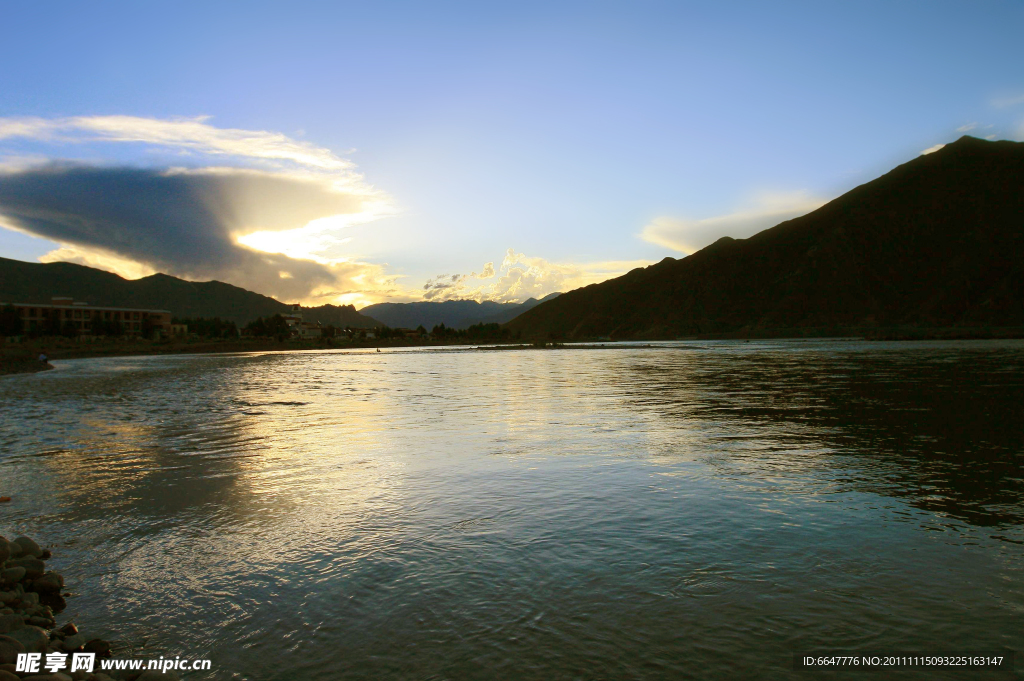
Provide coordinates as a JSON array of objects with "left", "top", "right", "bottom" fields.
[{"left": 38, "top": 352, "right": 48, "bottom": 364}]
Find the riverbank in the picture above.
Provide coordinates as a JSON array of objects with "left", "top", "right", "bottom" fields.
[
  {"left": 1, "top": 336, "right": 526, "bottom": 376},
  {"left": 0, "top": 350, "right": 53, "bottom": 377},
  {"left": 7, "top": 328, "right": 1021, "bottom": 376},
  {"left": 0, "top": 534, "right": 136, "bottom": 680}
]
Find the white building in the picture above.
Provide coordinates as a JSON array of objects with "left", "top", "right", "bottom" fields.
[{"left": 283, "top": 304, "right": 322, "bottom": 339}]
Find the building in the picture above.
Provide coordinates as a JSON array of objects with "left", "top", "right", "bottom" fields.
[
  {"left": 282, "top": 303, "right": 322, "bottom": 339},
  {"left": 1, "top": 297, "right": 173, "bottom": 337}
]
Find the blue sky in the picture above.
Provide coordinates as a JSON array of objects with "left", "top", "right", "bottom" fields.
[{"left": 1, "top": 1, "right": 1022, "bottom": 306}]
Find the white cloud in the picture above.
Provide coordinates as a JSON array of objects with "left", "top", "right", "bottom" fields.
[
  {"left": 641, "top": 191, "right": 826, "bottom": 255},
  {"left": 421, "top": 249, "right": 653, "bottom": 303},
  {"left": 37, "top": 244, "right": 158, "bottom": 280},
  {"left": 956, "top": 123, "right": 977, "bottom": 133},
  {"left": 0, "top": 115, "right": 364, "bottom": 179},
  {"left": 0, "top": 115, "right": 412, "bottom": 306},
  {"left": 921, "top": 143, "right": 946, "bottom": 155},
  {"left": 991, "top": 93, "right": 1024, "bottom": 108}
]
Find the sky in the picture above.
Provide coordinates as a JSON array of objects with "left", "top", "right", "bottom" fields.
[{"left": 1, "top": 0, "right": 1022, "bottom": 308}]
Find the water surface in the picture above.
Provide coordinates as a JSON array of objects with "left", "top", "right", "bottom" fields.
[{"left": 2, "top": 340, "right": 1022, "bottom": 679}]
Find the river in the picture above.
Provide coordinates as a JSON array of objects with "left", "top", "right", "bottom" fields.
[{"left": 1, "top": 340, "right": 1022, "bottom": 679}]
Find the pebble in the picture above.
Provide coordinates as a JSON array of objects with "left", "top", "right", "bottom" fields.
[
  {"left": 0, "top": 635, "right": 25, "bottom": 665},
  {"left": 0, "top": 568, "right": 25, "bottom": 584},
  {"left": 13, "top": 537, "right": 43, "bottom": 559},
  {"left": 83, "top": 638, "right": 111, "bottom": 658},
  {"left": 61, "top": 633, "right": 86, "bottom": 651},
  {"left": 6, "top": 625, "right": 48, "bottom": 653},
  {"left": 7, "top": 557, "right": 45, "bottom": 580},
  {"left": 0, "top": 615, "right": 23, "bottom": 635},
  {"left": 0, "top": 537, "right": 119, "bottom": 678},
  {"left": 32, "top": 572, "right": 63, "bottom": 593}
]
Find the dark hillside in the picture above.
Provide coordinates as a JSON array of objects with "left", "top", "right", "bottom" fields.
[
  {"left": 0, "top": 258, "right": 380, "bottom": 327},
  {"left": 507, "top": 137, "right": 1024, "bottom": 338}
]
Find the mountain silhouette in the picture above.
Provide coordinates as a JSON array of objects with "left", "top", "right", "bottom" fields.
[
  {"left": 507, "top": 136, "right": 1024, "bottom": 339},
  {"left": 362, "top": 293, "right": 561, "bottom": 330},
  {"left": 0, "top": 257, "right": 380, "bottom": 327}
]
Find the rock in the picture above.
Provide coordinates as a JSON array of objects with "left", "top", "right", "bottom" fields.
[
  {"left": 19, "top": 592, "right": 40, "bottom": 608},
  {"left": 0, "top": 568, "right": 24, "bottom": 585},
  {"left": 4, "top": 540, "right": 22, "bottom": 559},
  {"left": 0, "top": 635, "right": 25, "bottom": 665},
  {"left": 83, "top": 639, "right": 111, "bottom": 658},
  {"left": 0, "top": 592, "right": 14, "bottom": 606},
  {"left": 13, "top": 537, "right": 43, "bottom": 559},
  {"left": 0, "top": 540, "right": 8, "bottom": 564},
  {"left": 28, "top": 616, "right": 52, "bottom": 628},
  {"left": 30, "top": 573, "right": 63, "bottom": 593},
  {"left": 39, "top": 550, "right": 52, "bottom": 560},
  {"left": 7, "top": 558, "right": 45, "bottom": 580},
  {"left": 52, "top": 674, "right": 74, "bottom": 681},
  {"left": 0, "top": 670, "right": 19, "bottom": 681},
  {"left": 0, "top": 664, "right": 14, "bottom": 675},
  {"left": 0, "top": 615, "right": 23, "bottom": 635},
  {"left": 38, "top": 592, "right": 66, "bottom": 613},
  {"left": 62, "top": 634, "right": 86, "bottom": 651},
  {"left": 6, "top": 625, "right": 48, "bottom": 653},
  {"left": 58, "top": 623, "right": 78, "bottom": 636}
]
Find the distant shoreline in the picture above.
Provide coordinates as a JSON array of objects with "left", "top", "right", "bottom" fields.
[
  {"left": 5, "top": 327, "right": 1024, "bottom": 376},
  {"left": 0, "top": 337, "right": 526, "bottom": 375}
]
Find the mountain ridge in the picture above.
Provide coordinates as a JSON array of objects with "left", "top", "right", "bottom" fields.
[
  {"left": 362, "top": 293, "right": 561, "bottom": 330},
  {"left": 507, "top": 136, "right": 1024, "bottom": 338},
  {"left": 0, "top": 258, "right": 381, "bottom": 327}
]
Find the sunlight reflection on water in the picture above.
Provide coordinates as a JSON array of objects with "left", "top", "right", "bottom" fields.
[{"left": 2, "top": 340, "right": 1023, "bottom": 680}]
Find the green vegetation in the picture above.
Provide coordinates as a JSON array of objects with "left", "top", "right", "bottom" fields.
[
  {"left": 431, "top": 322, "right": 514, "bottom": 341},
  {"left": 243, "top": 314, "right": 290, "bottom": 338},
  {"left": 173, "top": 316, "right": 239, "bottom": 338}
]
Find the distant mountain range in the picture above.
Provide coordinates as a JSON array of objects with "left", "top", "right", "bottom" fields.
[
  {"left": 509, "top": 136, "right": 1024, "bottom": 339},
  {"left": 361, "top": 293, "right": 561, "bottom": 330},
  {"left": 0, "top": 258, "right": 381, "bottom": 328}
]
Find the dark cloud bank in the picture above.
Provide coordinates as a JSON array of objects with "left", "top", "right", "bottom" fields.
[{"left": 0, "top": 164, "right": 364, "bottom": 300}]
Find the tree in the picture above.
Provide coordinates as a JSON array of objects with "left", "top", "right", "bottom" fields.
[
  {"left": 0, "top": 305, "right": 23, "bottom": 337},
  {"left": 175, "top": 316, "right": 238, "bottom": 339}
]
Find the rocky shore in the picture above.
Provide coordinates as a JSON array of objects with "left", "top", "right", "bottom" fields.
[{"left": 0, "top": 535, "right": 174, "bottom": 681}]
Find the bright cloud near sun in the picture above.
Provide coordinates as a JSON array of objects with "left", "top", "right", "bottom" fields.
[
  {"left": 421, "top": 249, "right": 654, "bottom": 304},
  {"left": 0, "top": 115, "right": 652, "bottom": 307},
  {"left": 0, "top": 115, "right": 408, "bottom": 304},
  {"left": 641, "top": 191, "right": 827, "bottom": 255}
]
